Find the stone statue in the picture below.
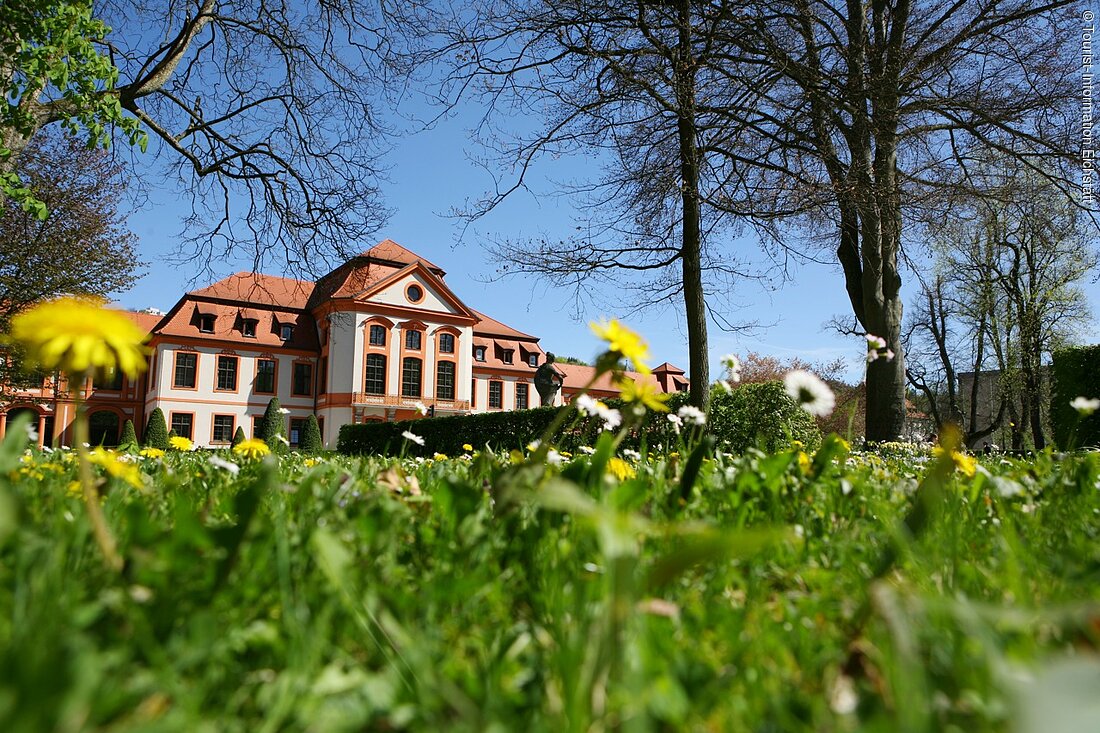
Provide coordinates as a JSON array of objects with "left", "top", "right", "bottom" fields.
[{"left": 533, "top": 352, "right": 564, "bottom": 407}]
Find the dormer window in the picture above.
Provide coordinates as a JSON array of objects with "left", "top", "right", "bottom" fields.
[
  {"left": 280, "top": 324, "right": 294, "bottom": 341},
  {"left": 241, "top": 319, "right": 257, "bottom": 338},
  {"left": 474, "top": 346, "right": 487, "bottom": 362},
  {"left": 502, "top": 349, "right": 514, "bottom": 364},
  {"left": 528, "top": 353, "right": 539, "bottom": 367},
  {"left": 199, "top": 314, "right": 216, "bottom": 333}
]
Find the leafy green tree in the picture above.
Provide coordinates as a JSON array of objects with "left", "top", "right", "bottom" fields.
[
  {"left": 0, "top": 1, "right": 143, "bottom": 212},
  {"left": 142, "top": 408, "right": 168, "bottom": 450},
  {"left": 231, "top": 426, "right": 246, "bottom": 447},
  {"left": 259, "top": 398, "right": 286, "bottom": 453},
  {"left": 2, "top": 0, "right": 395, "bottom": 273},
  {"left": 0, "top": 132, "right": 142, "bottom": 327},
  {"left": 299, "top": 415, "right": 323, "bottom": 454},
  {"left": 118, "top": 419, "right": 138, "bottom": 450}
]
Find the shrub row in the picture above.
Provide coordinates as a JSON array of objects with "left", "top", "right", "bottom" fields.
[
  {"left": 338, "top": 381, "right": 821, "bottom": 456},
  {"left": 1051, "top": 345, "right": 1100, "bottom": 448}
]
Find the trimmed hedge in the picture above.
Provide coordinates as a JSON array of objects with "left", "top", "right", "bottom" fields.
[
  {"left": 1051, "top": 345, "right": 1100, "bottom": 448},
  {"left": 338, "top": 381, "right": 820, "bottom": 456},
  {"left": 711, "top": 381, "right": 821, "bottom": 453}
]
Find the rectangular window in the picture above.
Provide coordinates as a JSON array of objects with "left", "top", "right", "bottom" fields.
[
  {"left": 173, "top": 352, "right": 197, "bottom": 389},
  {"left": 292, "top": 362, "right": 313, "bottom": 396},
  {"left": 255, "top": 358, "right": 276, "bottom": 394},
  {"left": 471, "top": 379, "right": 477, "bottom": 408},
  {"left": 516, "top": 383, "right": 529, "bottom": 410},
  {"left": 436, "top": 361, "right": 455, "bottom": 400},
  {"left": 93, "top": 367, "right": 123, "bottom": 390},
  {"left": 289, "top": 417, "right": 306, "bottom": 447},
  {"left": 439, "top": 333, "right": 455, "bottom": 353},
  {"left": 170, "top": 413, "right": 193, "bottom": 440},
  {"left": 369, "top": 324, "right": 386, "bottom": 346},
  {"left": 212, "top": 414, "right": 235, "bottom": 443},
  {"left": 319, "top": 356, "right": 328, "bottom": 394},
  {"left": 528, "top": 353, "right": 539, "bottom": 367},
  {"left": 242, "top": 319, "right": 257, "bottom": 337},
  {"left": 488, "top": 381, "right": 503, "bottom": 409},
  {"left": 252, "top": 415, "right": 264, "bottom": 438},
  {"left": 216, "top": 355, "right": 238, "bottom": 391},
  {"left": 199, "top": 314, "right": 216, "bottom": 333},
  {"left": 502, "top": 349, "right": 514, "bottom": 364},
  {"left": 280, "top": 324, "right": 294, "bottom": 341},
  {"left": 402, "top": 357, "right": 422, "bottom": 398},
  {"left": 364, "top": 354, "right": 386, "bottom": 394},
  {"left": 405, "top": 330, "right": 422, "bottom": 350},
  {"left": 474, "top": 346, "right": 486, "bottom": 362}
]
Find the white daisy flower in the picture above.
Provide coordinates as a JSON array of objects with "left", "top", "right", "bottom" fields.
[
  {"left": 208, "top": 455, "right": 240, "bottom": 476},
  {"left": 1070, "top": 396, "right": 1100, "bottom": 415},
  {"left": 601, "top": 408, "right": 622, "bottom": 432},
  {"left": 720, "top": 354, "right": 742, "bottom": 382},
  {"left": 414, "top": 401, "right": 429, "bottom": 416},
  {"left": 666, "top": 413, "right": 683, "bottom": 434},
  {"left": 677, "top": 404, "right": 706, "bottom": 427},
  {"left": 546, "top": 449, "right": 563, "bottom": 466},
  {"left": 401, "top": 430, "right": 425, "bottom": 446},
  {"left": 575, "top": 394, "right": 599, "bottom": 416},
  {"left": 278, "top": 407, "right": 291, "bottom": 415},
  {"left": 784, "top": 370, "right": 836, "bottom": 417}
]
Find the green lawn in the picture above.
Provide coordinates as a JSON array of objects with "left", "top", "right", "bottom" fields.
[{"left": 1, "top": 432, "right": 1098, "bottom": 732}]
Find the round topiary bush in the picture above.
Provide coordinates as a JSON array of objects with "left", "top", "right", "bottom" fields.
[{"left": 708, "top": 381, "right": 821, "bottom": 453}]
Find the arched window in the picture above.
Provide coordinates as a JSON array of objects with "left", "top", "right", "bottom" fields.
[
  {"left": 89, "top": 410, "right": 120, "bottom": 447},
  {"left": 436, "top": 361, "right": 456, "bottom": 400},
  {"left": 365, "top": 354, "right": 386, "bottom": 395},
  {"left": 401, "top": 357, "right": 422, "bottom": 398}
]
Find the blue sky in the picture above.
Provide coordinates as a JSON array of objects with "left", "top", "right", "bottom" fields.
[{"left": 114, "top": 100, "right": 1099, "bottom": 385}]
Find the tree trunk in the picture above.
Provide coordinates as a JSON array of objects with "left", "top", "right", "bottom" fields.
[{"left": 674, "top": 0, "right": 709, "bottom": 409}]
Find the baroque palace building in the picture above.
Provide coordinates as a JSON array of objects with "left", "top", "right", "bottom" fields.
[{"left": 1, "top": 240, "right": 689, "bottom": 449}]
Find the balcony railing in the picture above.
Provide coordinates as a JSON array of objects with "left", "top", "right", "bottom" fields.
[{"left": 351, "top": 393, "right": 470, "bottom": 411}]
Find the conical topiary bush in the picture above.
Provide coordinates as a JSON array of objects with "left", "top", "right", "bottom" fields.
[
  {"left": 259, "top": 397, "right": 287, "bottom": 453},
  {"left": 299, "top": 414, "right": 322, "bottom": 454},
  {"left": 143, "top": 408, "right": 169, "bottom": 450},
  {"left": 119, "top": 419, "right": 138, "bottom": 450},
  {"left": 232, "top": 425, "right": 246, "bottom": 447}
]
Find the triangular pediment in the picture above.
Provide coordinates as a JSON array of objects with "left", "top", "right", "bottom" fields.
[{"left": 353, "top": 262, "right": 478, "bottom": 320}]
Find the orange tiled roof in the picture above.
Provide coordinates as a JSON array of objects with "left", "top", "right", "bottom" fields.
[
  {"left": 123, "top": 311, "right": 164, "bottom": 333},
  {"left": 154, "top": 298, "right": 318, "bottom": 351},
  {"left": 555, "top": 363, "right": 678, "bottom": 395},
  {"left": 361, "top": 239, "right": 445, "bottom": 275},
  {"left": 307, "top": 257, "right": 403, "bottom": 307},
  {"left": 472, "top": 310, "right": 538, "bottom": 341},
  {"left": 189, "top": 272, "right": 314, "bottom": 310}
]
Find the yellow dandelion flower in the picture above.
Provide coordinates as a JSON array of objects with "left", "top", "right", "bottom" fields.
[
  {"left": 67, "top": 480, "right": 82, "bottom": 497},
  {"left": 797, "top": 451, "right": 812, "bottom": 475},
  {"left": 462, "top": 444, "right": 474, "bottom": 452},
  {"left": 232, "top": 438, "right": 271, "bottom": 460},
  {"left": 88, "top": 448, "right": 143, "bottom": 490},
  {"left": 303, "top": 457, "right": 318, "bottom": 467},
  {"left": 606, "top": 457, "right": 636, "bottom": 481},
  {"left": 509, "top": 449, "right": 525, "bottom": 464},
  {"left": 433, "top": 453, "right": 448, "bottom": 461},
  {"left": 617, "top": 377, "right": 670, "bottom": 412},
  {"left": 139, "top": 448, "right": 165, "bottom": 459},
  {"left": 168, "top": 435, "right": 194, "bottom": 451},
  {"left": 590, "top": 319, "right": 651, "bottom": 374},
  {"left": 932, "top": 446, "right": 977, "bottom": 478},
  {"left": 9, "top": 297, "right": 149, "bottom": 378}
]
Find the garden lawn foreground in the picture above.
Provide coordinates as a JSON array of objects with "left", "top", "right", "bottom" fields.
[{"left": 1, "top": 434, "right": 1099, "bottom": 732}]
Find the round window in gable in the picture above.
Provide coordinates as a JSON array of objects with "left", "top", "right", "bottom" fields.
[{"left": 406, "top": 284, "right": 424, "bottom": 303}]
